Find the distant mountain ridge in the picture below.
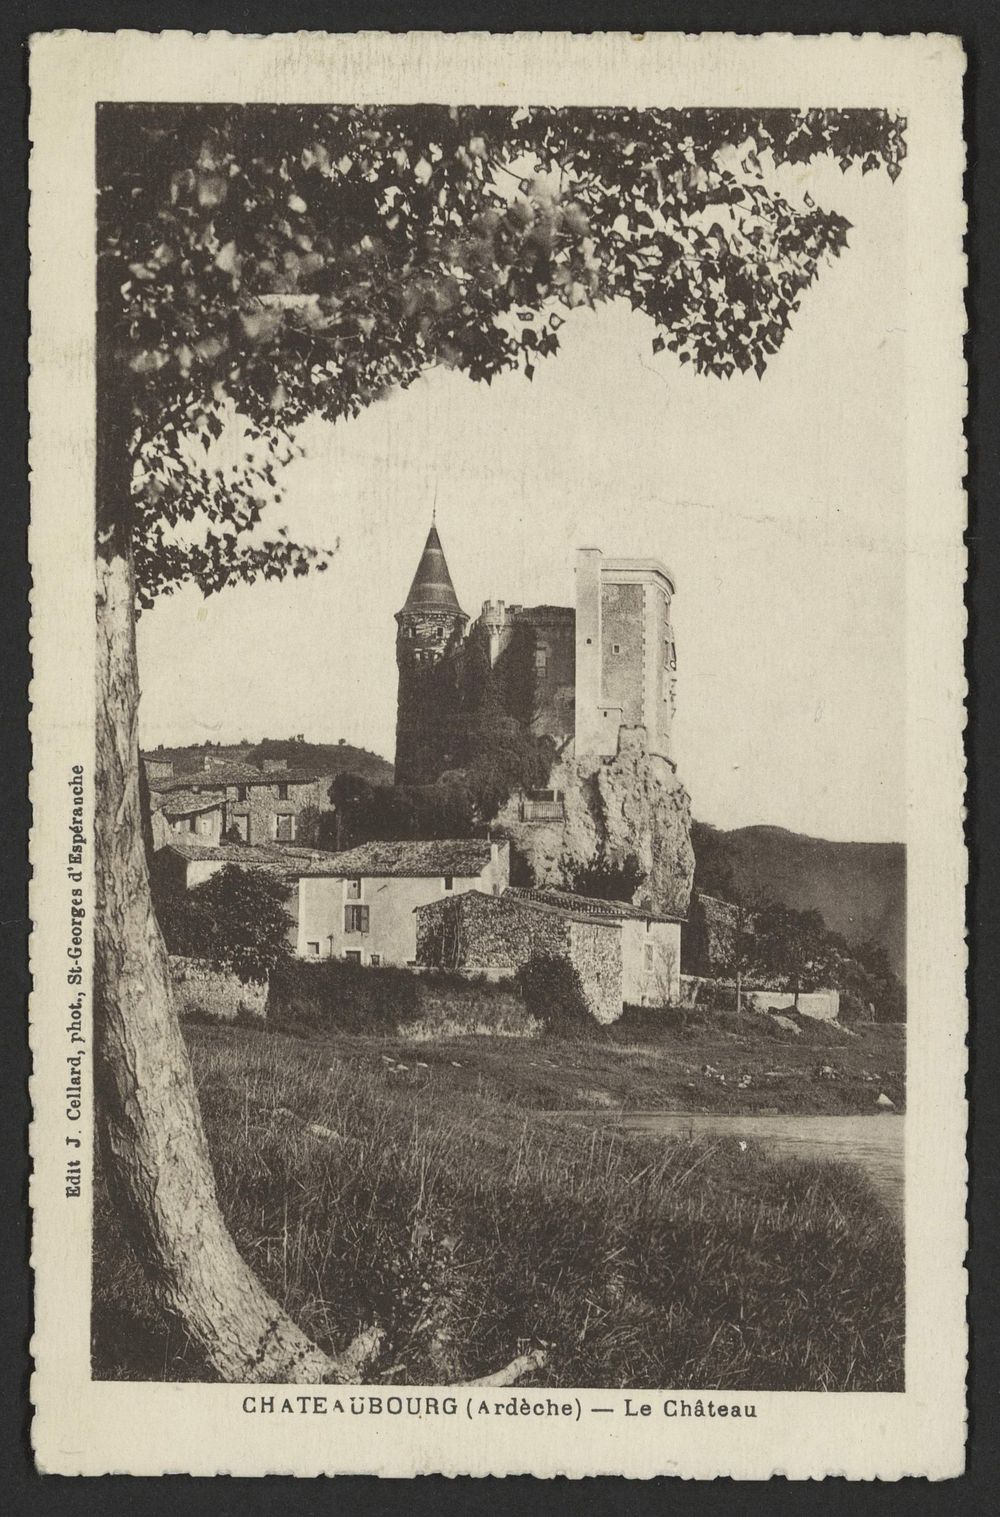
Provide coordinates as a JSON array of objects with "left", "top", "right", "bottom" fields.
[
  {"left": 693, "top": 822, "right": 905, "bottom": 979},
  {"left": 142, "top": 739, "right": 394, "bottom": 788}
]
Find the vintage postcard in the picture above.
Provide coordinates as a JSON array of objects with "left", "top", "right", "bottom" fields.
[{"left": 28, "top": 31, "right": 966, "bottom": 1478}]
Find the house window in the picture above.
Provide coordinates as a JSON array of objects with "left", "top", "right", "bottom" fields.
[
  {"left": 306, "top": 941, "right": 320, "bottom": 956},
  {"left": 444, "top": 875, "right": 454, "bottom": 892},
  {"left": 344, "top": 950, "right": 362, "bottom": 963},
  {"left": 345, "top": 904, "right": 370, "bottom": 934},
  {"left": 276, "top": 782, "right": 289, "bottom": 800},
  {"left": 370, "top": 954, "right": 382, "bottom": 967},
  {"left": 345, "top": 877, "right": 362, "bottom": 900},
  {"left": 236, "top": 785, "right": 248, "bottom": 802},
  {"left": 187, "top": 817, "right": 197, "bottom": 833},
  {"left": 231, "top": 814, "right": 249, "bottom": 842},
  {"left": 275, "top": 814, "right": 295, "bottom": 842}
]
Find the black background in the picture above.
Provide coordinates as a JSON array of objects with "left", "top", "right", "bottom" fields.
[{"left": 2, "top": 3, "right": 994, "bottom": 1512}]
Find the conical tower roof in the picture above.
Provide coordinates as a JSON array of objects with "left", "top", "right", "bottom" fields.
[{"left": 399, "top": 523, "right": 465, "bottom": 617}]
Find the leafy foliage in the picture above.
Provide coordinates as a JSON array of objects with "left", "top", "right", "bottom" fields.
[
  {"left": 268, "top": 957, "right": 421, "bottom": 1034},
  {"left": 689, "top": 888, "right": 906, "bottom": 1022},
  {"left": 564, "top": 852, "right": 645, "bottom": 903},
  {"left": 154, "top": 865, "right": 293, "bottom": 983},
  {"left": 516, "top": 952, "right": 594, "bottom": 1036},
  {"left": 98, "top": 104, "right": 905, "bottom": 599}
]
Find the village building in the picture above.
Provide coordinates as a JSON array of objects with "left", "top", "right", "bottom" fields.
[
  {"left": 289, "top": 838, "right": 510, "bottom": 966},
  {"left": 145, "top": 755, "right": 335, "bottom": 848},
  {"left": 150, "top": 789, "right": 228, "bottom": 850},
  {"left": 152, "top": 838, "right": 340, "bottom": 895},
  {"left": 415, "top": 885, "right": 682, "bottom": 1023}
]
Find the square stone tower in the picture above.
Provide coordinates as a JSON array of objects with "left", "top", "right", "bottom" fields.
[{"left": 574, "top": 548, "right": 677, "bottom": 763}]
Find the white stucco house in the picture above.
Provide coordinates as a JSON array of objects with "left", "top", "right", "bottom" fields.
[{"left": 288, "top": 838, "right": 510, "bottom": 967}]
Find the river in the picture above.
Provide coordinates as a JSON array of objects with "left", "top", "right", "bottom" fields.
[{"left": 566, "top": 1111, "right": 905, "bottom": 1224}]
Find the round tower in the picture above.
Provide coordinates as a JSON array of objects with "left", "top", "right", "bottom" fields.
[{"left": 394, "top": 522, "right": 469, "bottom": 782}]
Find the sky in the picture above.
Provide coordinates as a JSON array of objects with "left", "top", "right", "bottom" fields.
[{"left": 137, "top": 154, "right": 907, "bottom": 844}]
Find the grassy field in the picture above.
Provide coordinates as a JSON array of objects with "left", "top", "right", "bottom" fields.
[
  {"left": 269, "top": 988, "right": 906, "bottom": 1117},
  {"left": 92, "top": 1017, "right": 905, "bottom": 1390}
]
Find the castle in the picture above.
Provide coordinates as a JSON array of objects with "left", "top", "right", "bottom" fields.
[{"left": 394, "top": 521, "right": 679, "bottom": 785}]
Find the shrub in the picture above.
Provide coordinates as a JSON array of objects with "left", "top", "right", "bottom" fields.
[
  {"left": 268, "top": 957, "right": 420, "bottom": 1034},
  {"left": 564, "top": 852, "right": 645, "bottom": 904},
  {"left": 515, "top": 953, "right": 595, "bottom": 1037},
  {"left": 154, "top": 865, "right": 292, "bottom": 984}
]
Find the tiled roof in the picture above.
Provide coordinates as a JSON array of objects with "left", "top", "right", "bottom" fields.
[
  {"left": 160, "top": 840, "right": 342, "bottom": 876},
  {"left": 151, "top": 765, "right": 327, "bottom": 792},
  {"left": 506, "top": 886, "right": 683, "bottom": 924},
  {"left": 288, "top": 837, "right": 497, "bottom": 879},
  {"left": 154, "top": 788, "right": 226, "bottom": 817}
]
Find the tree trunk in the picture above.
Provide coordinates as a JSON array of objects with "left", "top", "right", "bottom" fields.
[{"left": 94, "top": 522, "right": 339, "bottom": 1382}]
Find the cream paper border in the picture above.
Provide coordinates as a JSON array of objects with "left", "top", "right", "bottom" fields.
[{"left": 28, "top": 31, "right": 967, "bottom": 1479}]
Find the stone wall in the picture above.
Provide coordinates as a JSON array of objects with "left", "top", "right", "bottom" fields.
[
  {"left": 416, "top": 891, "right": 625, "bottom": 1023},
  {"left": 417, "top": 890, "right": 569, "bottom": 972},
  {"left": 682, "top": 892, "right": 740, "bottom": 975},
  {"left": 568, "top": 919, "right": 624, "bottom": 1023},
  {"left": 169, "top": 955, "right": 267, "bottom": 1020},
  {"left": 747, "top": 989, "right": 841, "bottom": 1023},
  {"left": 226, "top": 776, "right": 328, "bottom": 846}
]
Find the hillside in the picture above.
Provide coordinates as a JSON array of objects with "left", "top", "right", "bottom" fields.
[
  {"left": 692, "top": 822, "right": 905, "bottom": 979},
  {"left": 142, "top": 739, "right": 393, "bottom": 787}
]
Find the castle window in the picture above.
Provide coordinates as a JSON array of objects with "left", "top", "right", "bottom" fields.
[
  {"left": 444, "top": 875, "right": 454, "bottom": 892},
  {"left": 612, "top": 643, "right": 622, "bottom": 654},
  {"left": 345, "top": 905, "right": 370, "bottom": 934},
  {"left": 534, "top": 648, "right": 548, "bottom": 676}
]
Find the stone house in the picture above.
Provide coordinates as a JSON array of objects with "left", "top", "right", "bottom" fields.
[
  {"left": 681, "top": 891, "right": 743, "bottom": 976},
  {"left": 288, "top": 838, "right": 510, "bottom": 967},
  {"left": 150, "top": 789, "right": 226, "bottom": 850},
  {"left": 148, "top": 756, "right": 334, "bottom": 848},
  {"left": 415, "top": 885, "right": 682, "bottom": 1023},
  {"left": 153, "top": 838, "right": 338, "bottom": 894}
]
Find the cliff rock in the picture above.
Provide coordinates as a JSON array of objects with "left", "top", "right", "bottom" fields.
[{"left": 493, "top": 727, "right": 694, "bottom": 919}]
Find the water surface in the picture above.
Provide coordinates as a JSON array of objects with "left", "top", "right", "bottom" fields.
[{"left": 566, "top": 1110, "right": 905, "bottom": 1224}]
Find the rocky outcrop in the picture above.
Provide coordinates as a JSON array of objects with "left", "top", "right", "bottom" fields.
[{"left": 493, "top": 726, "right": 694, "bottom": 920}]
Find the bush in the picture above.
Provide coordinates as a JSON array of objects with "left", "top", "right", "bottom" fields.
[
  {"left": 515, "top": 953, "right": 595, "bottom": 1037},
  {"left": 154, "top": 865, "right": 292, "bottom": 984},
  {"left": 268, "top": 957, "right": 420, "bottom": 1034}
]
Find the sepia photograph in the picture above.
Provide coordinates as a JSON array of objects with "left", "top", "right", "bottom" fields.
[
  {"left": 93, "top": 98, "right": 908, "bottom": 1391},
  {"left": 27, "top": 29, "right": 967, "bottom": 1479}
]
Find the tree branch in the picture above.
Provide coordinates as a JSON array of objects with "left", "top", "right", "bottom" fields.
[{"left": 462, "top": 1348, "right": 548, "bottom": 1387}]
